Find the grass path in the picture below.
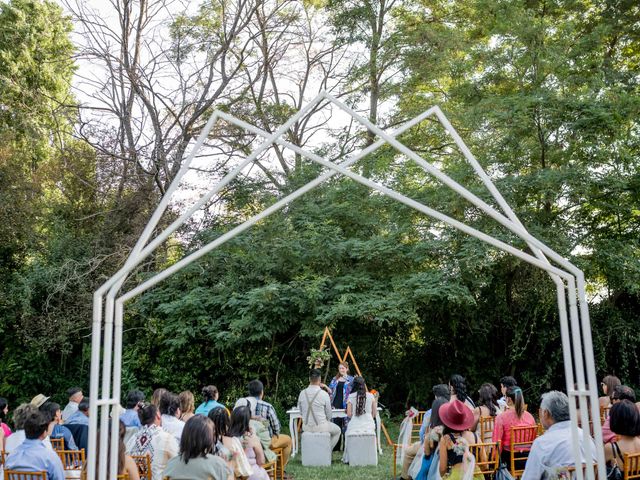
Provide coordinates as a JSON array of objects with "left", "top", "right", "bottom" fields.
[
  {"left": 285, "top": 442, "right": 396, "bottom": 480},
  {"left": 283, "top": 421, "right": 401, "bottom": 480}
]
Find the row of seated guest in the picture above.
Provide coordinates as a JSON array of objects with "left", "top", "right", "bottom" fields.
[
  {"left": 123, "top": 402, "right": 270, "bottom": 480},
  {"left": 119, "top": 382, "right": 292, "bottom": 480},
  {"left": 402, "top": 374, "right": 640, "bottom": 480}
]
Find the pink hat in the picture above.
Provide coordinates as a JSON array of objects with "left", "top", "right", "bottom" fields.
[{"left": 439, "top": 399, "right": 474, "bottom": 431}]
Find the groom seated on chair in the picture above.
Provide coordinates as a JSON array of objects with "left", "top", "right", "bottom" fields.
[{"left": 298, "top": 369, "right": 342, "bottom": 449}]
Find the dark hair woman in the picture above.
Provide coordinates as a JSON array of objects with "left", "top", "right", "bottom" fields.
[
  {"left": 604, "top": 399, "right": 640, "bottom": 475},
  {"left": 472, "top": 383, "right": 499, "bottom": 433},
  {"left": 600, "top": 375, "right": 622, "bottom": 409},
  {"left": 195, "top": 385, "right": 224, "bottom": 416},
  {"left": 0, "top": 397, "right": 9, "bottom": 451},
  {"left": 413, "top": 398, "right": 449, "bottom": 480},
  {"left": 163, "top": 415, "right": 230, "bottom": 479},
  {"left": 229, "top": 406, "right": 269, "bottom": 480},
  {"left": 342, "top": 376, "right": 377, "bottom": 464},
  {"left": 0, "top": 397, "right": 11, "bottom": 439},
  {"left": 492, "top": 386, "right": 535, "bottom": 468},
  {"left": 449, "top": 374, "right": 475, "bottom": 410}
]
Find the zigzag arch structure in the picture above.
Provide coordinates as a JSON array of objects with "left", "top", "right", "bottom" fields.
[{"left": 88, "top": 92, "right": 605, "bottom": 480}]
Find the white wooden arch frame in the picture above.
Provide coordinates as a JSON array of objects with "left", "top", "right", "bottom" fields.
[{"left": 89, "top": 92, "right": 605, "bottom": 479}]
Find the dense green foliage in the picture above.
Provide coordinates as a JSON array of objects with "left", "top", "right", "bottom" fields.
[{"left": 0, "top": 0, "right": 638, "bottom": 421}]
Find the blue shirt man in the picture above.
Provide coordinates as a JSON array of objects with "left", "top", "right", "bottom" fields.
[
  {"left": 6, "top": 410, "right": 65, "bottom": 480},
  {"left": 120, "top": 408, "right": 142, "bottom": 428},
  {"left": 120, "top": 389, "right": 144, "bottom": 428},
  {"left": 52, "top": 423, "right": 78, "bottom": 450}
]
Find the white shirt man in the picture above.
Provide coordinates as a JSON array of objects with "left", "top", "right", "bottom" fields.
[
  {"left": 522, "top": 391, "right": 597, "bottom": 480},
  {"left": 160, "top": 413, "right": 184, "bottom": 443},
  {"left": 297, "top": 369, "right": 341, "bottom": 449},
  {"left": 61, "top": 388, "right": 83, "bottom": 422}
]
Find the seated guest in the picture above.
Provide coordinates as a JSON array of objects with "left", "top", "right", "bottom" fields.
[
  {"left": 62, "top": 387, "right": 83, "bottom": 422},
  {"left": 164, "top": 415, "right": 232, "bottom": 479},
  {"left": 438, "top": 400, "right": 484, "bottom": 479},
  {"left": 414, "top": 397, "right": 448, "bottom": 480},
  {"left": 604, "top": 400, "right": 640, "bottom": 472},
  {"left": 473, "top": 383, "right": 500, "bottom": 434},
  {"left": 5, "top": 409, "right": 64, "bottom": 480},
  {"left": 160, "top": 391, "right": 185, "bottom": 442},
  {"left": 297, "top": 369, "right": 341, "bottom": 449},
  {"left": 195, "top": 385, "right": 223, "bottom": 416},
  {"left": 401, "top": 384, "right": 450, "bottom": 480},
  {"left": 5, "top": 403, "right": 53, "bottom": 453},
  {"left": 30, "top": 393, "right": 50, "bottom": 408},
  {"left": 236, "top": 379, "right": 292, "bottom": 467},
  {"left": 0, "top": 397, "right": 12, "bottom": 437},
  {"left": 126, "top": 403, "right": 179, "bottom": 480},
  {"left": 208, "top": 406, "right": 241, "bottom": 474},
  {"left": 449, "top": 374, "right": 475, "bottom": 410},
  {"left": 229, "top": 406, "right": 269, "bottom": 480},
  {"left": 600, "top": 375, "right": 621, "bottom": 409},
  {"left": 492, "top": 386, "right": 535, "bottom": 467},
  {"left": 179, "top": 390, "right": 196, "bottom": 422},
  {"left": 65, "top": 397, "right": 90, "bottom": 451},
  {"left": 121, "top": 390, "right": 145, "bottom": 428},
  {"left": 236, "top": 398, "right": 278, "bottom": 467},
  {"left": 84, "top": 421, "right": 140, "bottom": 480},
  {"left": 602, "top": 385, "right": 636, "bottom": 443},
  {"left": 498, "top": 376, "right": 518, "bottom": 411},
  {"left": 342, "top": 376, "right": 377, "bottom": 464},
  {"left": 522, "top": 391, "right": 597, "bottom": 480},
  {"left": 39, "top": 401, "right": 78, "bottom": 450},
  {"left": 152, "top": 387, "right": 167, "bottom": 407}
]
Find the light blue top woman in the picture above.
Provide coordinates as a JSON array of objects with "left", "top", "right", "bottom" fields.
[{"left": 195, "top": 385, "right": 224, "bottom": 416}]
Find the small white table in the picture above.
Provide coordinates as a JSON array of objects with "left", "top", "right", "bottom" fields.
[{"left": 286, "top": 407, "right": 382, "bottom": 457}]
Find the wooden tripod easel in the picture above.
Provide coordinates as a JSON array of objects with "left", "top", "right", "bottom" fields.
[{"left": 318, "top": 327, "right": 393, "bottom": 446}]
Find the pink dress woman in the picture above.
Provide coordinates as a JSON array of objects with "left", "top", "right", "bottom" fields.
[{"left": 243, "top": 435, "right": 269, "bottom": 480}]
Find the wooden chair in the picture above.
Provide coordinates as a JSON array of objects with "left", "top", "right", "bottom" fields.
[
  {"left": 509, "top": 425, "right": 537, "bottom": 479},
  {"left": 271, "top": 446, "right": 285, "bottom": 480},
  {"left": 264, "top": 459, "right": 277, "bottom": 480},
  {"left": 116, "top": 475, "right": 129, "bottom": 480},
  {"left": 3, "top": 472, "right": 47, "bottom": 480},
  {"left": 392, "top": 443, "right": 404, "bottom": 480},
  {"left": 131, "top": 454, "right": 152, "bottom": 480},
  {"left": 469, "top": 441, "right": 500, "bottom": 476},
  {"left": 479, "top": 416, "right": 495, "bottom": 443},
  {"left": 624, "top": 452, "right": 640, "bottom": 480},
  {"left": 50, "top": 437, "right": 64, "bottom": 451},
  {"left": 57, "top": 448, "right": 85, "bottom": 470},
  {"left": 1, "top": 450, "right": 7, "bottom": 466},
  {"left": 561, "top": 462, "right": 598, "bottom": 479},
  {"left": 600, "top": 405, "right": 612, "bottom": 424},
  {"left": 410, "top": 411, "right": 427, "bottom": 443}
]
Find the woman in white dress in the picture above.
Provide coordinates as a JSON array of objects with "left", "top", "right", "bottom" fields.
[{"left": 342, "top": 376, "right": 377, "bottom": 463}]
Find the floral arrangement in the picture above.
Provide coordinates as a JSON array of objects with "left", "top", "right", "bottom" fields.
[{"left": 307, "top": 347, "right": 331, "bottom": 368}]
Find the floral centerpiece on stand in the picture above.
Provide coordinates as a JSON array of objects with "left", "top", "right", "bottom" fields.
[{"left": 307, "top": 347, "right": 331, "bottom": 368}]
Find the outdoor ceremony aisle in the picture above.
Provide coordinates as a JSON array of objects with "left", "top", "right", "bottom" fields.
[{"left": 285, "top": 441, "right": 396, "bottom": 480}]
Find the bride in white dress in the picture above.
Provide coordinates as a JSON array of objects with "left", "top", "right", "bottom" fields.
[{"left": 342, "top": 376, "right": 378, "bottom": 463}]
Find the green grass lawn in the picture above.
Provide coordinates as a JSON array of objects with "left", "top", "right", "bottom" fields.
[
  {"left": 285, "top": 442, "right": 396, "bottom": 480},
  {"left": 284, "top": 421, "right": 401, "bottom": 480}
]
